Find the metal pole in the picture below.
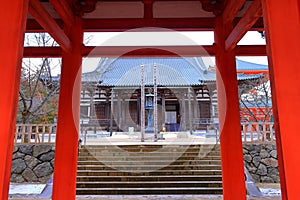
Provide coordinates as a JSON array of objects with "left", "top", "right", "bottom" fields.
[
  {"left": 154, "top": 64, "right": 158, "bottom": 142},
  {"left": 141, "top": 64, "right": 145, "bottom": 142}
]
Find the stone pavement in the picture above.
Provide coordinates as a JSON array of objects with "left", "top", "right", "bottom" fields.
[{"left": 9, "top": 182, "right": 281, "bottom": 200}]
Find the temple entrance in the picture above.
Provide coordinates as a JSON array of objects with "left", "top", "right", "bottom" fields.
[{"left": 78, "top": 57, "right": 227, "bottom": 143}]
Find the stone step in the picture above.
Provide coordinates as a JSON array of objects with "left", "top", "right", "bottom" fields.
[
  {"left": 78, "top": 155, "right": 221, "bottom": 161},
  {"left": 79, "top": 149, "right": 219, "bottom": 153},
  {"left": 78, "top": 151, "right": 221, "bottom": 157},
  {"left": 76, "top": 187, "right": 223, "bottom": 195},
  {"left": 78, "top": 160, "right": 221, "bottom": 167},
  {"left": 76, "top": 181, "right": 223, "bottom": 188},
  {"left": 77, "top": 169, "right": 222, "bottom": 176},
  {"left": 77, "top": 164, "right": 221, "bottom": 171},
  {"left": 80, "top": 145, "right": 219, "bottom": 151},
  {"left": 76, "top": 175, "right": 223, "bottom": 182},
  {"left": 76, "top": 144, "right": 222, "bottom": 195},
  {"left": 82, "top": 143, "right": 220, "bottom": 149}
]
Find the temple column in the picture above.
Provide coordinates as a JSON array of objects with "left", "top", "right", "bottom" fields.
[
  {"left": 188, "top": 88, "right": 192, "bottom": 133},
  {"left": 180, "top": 92, "right": 186, "bottom": 131},
  {"left": 261, "top": 1, "right": 300, "bottom": 199},
  {"left": 52, "top": 17, "right": 83, "bottom": 200},
  {"left": 137, "top": 97, "right": 141, "bottom": 127},
  {"left": 110, "top": 90, "right": 114, "bottom": 135},
  {"left": 193, "top": 91, "right": 198, "bottom": 120},
  {"left": 161, "top": 95, "right": 166, "bottom": 127},
  {"left": 117, "top": 92, "right": 122, "bottom": 131},
  {"left": 208, "top": 89, "right": 214, "bottom": 121},
  {"left": 123, "top": 97, "right": 129, "bottom": 128},
  {"left": 0, "top": 1, "right": 28, "bottom": 199},
  {"left": 105, "top": 90, "right": 110, "bottom": 119},
  {"left": 214, "top": 16, "right": 246, "bottom": 200},
  {"left": 122, "top": 97, "right": 125, "bottom": 129},
  {"left": 88, "top": 88, "right": 96, "bottom": 121}
]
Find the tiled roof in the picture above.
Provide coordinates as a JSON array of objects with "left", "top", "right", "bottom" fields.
[
  {"left": 236, "top": 59, "right": 268, "bottom": 71},
  {"left": 82, "top": 57, "right": 264, "bottom": 87}
]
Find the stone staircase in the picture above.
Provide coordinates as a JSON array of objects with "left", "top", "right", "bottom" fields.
[{"left": 76, "top": 144, "right": 223, "bottom": 195}]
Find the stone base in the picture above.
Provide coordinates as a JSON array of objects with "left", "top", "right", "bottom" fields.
[{"left": 145, "top": 127, "right": 155, "bottom": 133}]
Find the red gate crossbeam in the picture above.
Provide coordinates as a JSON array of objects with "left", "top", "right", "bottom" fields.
[
  {"left": 222, "top": 0, "right": 246, "bottom": 24},
  {"left": 23, "top": 45, "right": 266, "bottom": 58},
  {"left": 26, "top": 18, "right": 264, "bottom": 32},
  {"left": 49, "top": 0, "right": 74, "bottom": 27},
  {"left": 225, "top": 0, "right": 263, "bottom": 51},
  {"left": 28, "top": 0, "right": 72, "bottom": 53},
  {"left": 143, "top": 0, "right": 153, "bottom": 19}
]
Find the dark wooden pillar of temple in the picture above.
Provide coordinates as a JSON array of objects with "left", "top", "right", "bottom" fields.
[
  {"left": 180, "top": 92, "right": 187, "bottom": 131},
  {"left": 214, "top": 16, "right": 246, "bottom": 200},
  {"left": 0, "top": 1, "right": 28, "bottom": 199},
  {"left": 52, "top": 17, "right": 83, "bottom": 199},
  {"left": 261, "top": 1, "right": 300, "bottom": 199}
]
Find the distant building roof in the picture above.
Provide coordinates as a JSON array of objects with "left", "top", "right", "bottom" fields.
[
  {"left": 82, "top": 57, "right": 264, "bottom": 87},
  {"left": 236, "top": 59, "right": 268, "bottom": 71}
]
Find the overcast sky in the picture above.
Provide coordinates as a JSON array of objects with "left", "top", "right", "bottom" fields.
[
  {"left": 23, "top": 31, "right": 268, "bottom": 75},
  {"left": 82, "top": 31, "right": 268, "bottom": 73}
]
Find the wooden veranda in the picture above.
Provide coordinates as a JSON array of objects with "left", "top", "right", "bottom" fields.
[{"left": 0, "top": 1, "right": 299, "bottom": 200}]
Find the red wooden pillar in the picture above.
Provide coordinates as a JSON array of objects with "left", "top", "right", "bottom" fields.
[
  {"left": 0, "top": 1, "right": 28, "bottom": 199},
  {"left": 52, "top": 17, "right": 83, "bottom": 200},
  {"left": 214, "top": 17, "right": 246, "bottom": 200},
  {"left": 261, "top": 1, "right": 300, "bottom": 199}
]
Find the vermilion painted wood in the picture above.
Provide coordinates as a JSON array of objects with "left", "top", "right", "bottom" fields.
[
  {"left": 0, "top": 1, "right": 28, "bottom": 199},
  {"left": 52, "top": 17, "right": 83, "bottom": 200},
  {"left": 49, "top": 0, "right": 74, "bottom": 27},
  {"left": 28, "top": 0, "right": 72, "bottom": 53},
  {"left": 222, "top": 0, "right": 246, "bottom": 24},
  {"left": 225, "top": 0, "right": 262, "bottom": 51},
  {"left": 25, "top": 18, "right": 265, "bottom": 32},
  {"left": 22, "top": 45, "right": 267, "bottom": 58},
  {"left": 215, "top": 17, "right": 247, "bottom": 200},
  {"left": 143, "top": 0, "right": 153, "bottom": 19},
  {"left": 261, "top": 0, "right": 300, "bottom": 199}
]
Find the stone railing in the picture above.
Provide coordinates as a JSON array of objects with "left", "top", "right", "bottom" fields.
[
  {"left": 15, "top": 124, "right": 56, "bottom": 144},
  {"left": 241, "top": 122, "right": 275, "bottom": 143}
]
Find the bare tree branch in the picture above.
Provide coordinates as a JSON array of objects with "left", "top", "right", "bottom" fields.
[{"left": 239, "top": 76, "right": 272, "bottom": 123}]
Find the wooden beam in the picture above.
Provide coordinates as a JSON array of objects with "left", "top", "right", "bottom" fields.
[
  {"left": 26, "top": 18, "right": 265, "bottom": 32},
  {"left": 234, "top": 45, "right": 266, "bottom": 56},
  {"left": 0, "top": 1, "right": 28, "bottom": 199},
  {"left": 52, "top": 17, "right": 83, "bottom": 200},
  {"left": 225, "top": 0, "right": 262, "bottom": 51},
  {"left": 261, "top": 0, "right": 300, "bottom": 199},
  {"left": 23, "top": 45, "right": 267, "bottom": 57},
  {"left": 82, "top": 45, "right": 215, "bottom": 57},
  {"left": 222, "top": 0, "right": 246, "bottom": 24},
  {"left": 49, "top": 0, "right": 74, "bottom": 27},
  {"left": 215, "top": 16, "right": 247, "bottom": 200},
  {"left": 28, "top": 0, "right": 72, "bottom": 53},
  {"left": 143, "top": 0, "right": 153, "bottom": 19},
  {"left": 23, "top": 47, "right": 62, "bottom": 57}
]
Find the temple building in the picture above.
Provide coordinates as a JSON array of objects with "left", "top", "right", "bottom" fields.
[{"left": 80, "top": 57, "right": 264, "bottom": 133}]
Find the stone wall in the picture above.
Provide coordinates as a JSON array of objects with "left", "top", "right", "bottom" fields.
[
  {"left": 243, "top": 144, "right": 279, "bottom": 183},
  {"left": 11, "top": 144, "right": 55, "bottom": 183}
]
